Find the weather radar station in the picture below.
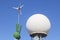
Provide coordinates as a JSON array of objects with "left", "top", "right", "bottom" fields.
[
  {"left": 13, "top": 0, "right": 23, "bottom": 40},
  {"left": 12, "top": 0, "right": 51, "bottom": 40}
]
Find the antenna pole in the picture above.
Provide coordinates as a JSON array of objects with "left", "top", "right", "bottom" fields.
[
  {"left": 18, "top": 5, "right": 20, "bottom": 40},
  {"left": 38, "top": 35, "right": 42, "bottom": 40},
  {"left": 39, "top": 36, "right": 42, "bottom": 40},
  {"left": 18, "top": 7, "right": 20, "bottom": 26}
]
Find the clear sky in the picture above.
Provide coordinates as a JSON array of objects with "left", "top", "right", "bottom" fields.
[{"left": 0, "top": 0, "right": 60, "bottom": 40}]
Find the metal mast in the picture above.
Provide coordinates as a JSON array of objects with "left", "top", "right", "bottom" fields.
[
  {"left": 18, "top": 5, "right": 20, "bottom": 27},
  {"left": 18, "top": 5, "right": 20, "bottom": 40}
]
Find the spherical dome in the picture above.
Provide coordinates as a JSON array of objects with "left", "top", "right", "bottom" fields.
[{"left": 26, "top": 14, "right": 51, "bottom": 35}]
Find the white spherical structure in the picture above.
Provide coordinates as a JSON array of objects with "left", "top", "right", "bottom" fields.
[{"left": 26, "top": 14, "right": 51, "bottom": 37}]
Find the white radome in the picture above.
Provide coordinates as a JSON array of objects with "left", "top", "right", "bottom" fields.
[{"left": 26, "top": 14, "right": 51, "bottom": 35}]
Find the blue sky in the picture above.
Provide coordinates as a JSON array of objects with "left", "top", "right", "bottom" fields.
[{"left": 0, "top": 0, "right": 60, "bottom": 40}]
